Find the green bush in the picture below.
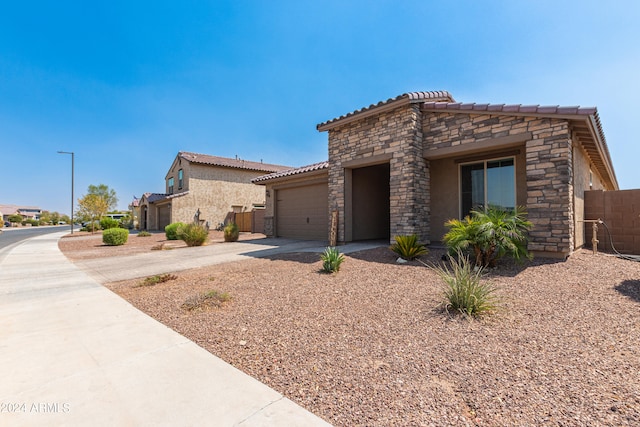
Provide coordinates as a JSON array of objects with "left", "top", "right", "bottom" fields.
[
  {"left": 223, "top": 221, "right": 239, "bottom": 242},
  {"left": 443, "top": 206, "right": 533, "bottom": 268},
  {"left": 100, "top": 217, "right": 119, "bottom": 230},
  {"left": 320, "top": 246, "right": 345, "bottom": 273},
  {"left": 177, "top": 223, "right": 209, "bottom": 247},
  {"left": 8, "top": 214, "right": 23, "bottom": 224},
  {"left": 432, "top": 253, "right": 499, "bottom": 317},
  {"left": 137, "top": 231, "right": 152, "bottom": 237},
  {"left": 165, "top": 222, "right": 186, "bottom": 240},
  {"left": 102, "top": 228, "right": 129, "bottom": 246},
  {"left": 390, "top": 234, "right": 428, "bottom": 260},
  {"left": 81, "top": 221, "right": 102, "bottom": 233}
]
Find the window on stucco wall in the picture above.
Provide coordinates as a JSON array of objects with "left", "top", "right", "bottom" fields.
[
  {"left": 178, "top": 169, "right": 183, "bottom": 189},
  {"left": 168, "top": 177, "right": 174, "bottom": 194},
  {"left": 460, "top": 157, "right": 515, "bottom": 217}
]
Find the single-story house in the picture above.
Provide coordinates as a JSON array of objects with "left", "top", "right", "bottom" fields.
[
  {"left": 139, "top": 152, "right": 290, "bottom": 231},
  {"left": 254, "top": 90, "right": 618, "bottom": 258}
]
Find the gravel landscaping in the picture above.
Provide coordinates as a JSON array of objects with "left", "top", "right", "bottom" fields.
[{"left": 60, "top": 234, "right": 640, "bottom": 426}]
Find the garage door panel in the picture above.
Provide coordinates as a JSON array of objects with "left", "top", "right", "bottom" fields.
[{"left": 276, "top": 184, "right": 328, "bottom": 240}]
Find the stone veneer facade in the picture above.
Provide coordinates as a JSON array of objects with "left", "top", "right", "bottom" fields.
[{"left": 326, "top": 103, "right": 608, "bottom": 256}]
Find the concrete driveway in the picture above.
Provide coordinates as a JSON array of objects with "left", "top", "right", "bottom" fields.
[{"left": 73, "top": 236, "right": 385, "bottom": 283}]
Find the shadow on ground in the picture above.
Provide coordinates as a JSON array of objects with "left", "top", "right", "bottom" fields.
[{"left": 615, "top": 280, "right": 640, "bottom": 303}]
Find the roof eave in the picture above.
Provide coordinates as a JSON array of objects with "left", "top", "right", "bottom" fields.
[
  {"left": 253, "top": 168, "right": 328, "bottom": 185},
  {"left": 586, "top": 115, "right": 619, "bottom": 190}
]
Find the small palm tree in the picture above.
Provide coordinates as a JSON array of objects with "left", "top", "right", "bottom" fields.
[{"left": 444, "top": 206, "right": 533, "bottom": 267}]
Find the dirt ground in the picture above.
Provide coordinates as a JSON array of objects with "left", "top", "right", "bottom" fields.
[{"left": 59, "top": 233, "right": 640, "bottom": 426}]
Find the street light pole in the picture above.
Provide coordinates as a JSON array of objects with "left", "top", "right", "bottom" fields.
[{"left": 57, "top": 151, "right": 74, "bottom": 234}]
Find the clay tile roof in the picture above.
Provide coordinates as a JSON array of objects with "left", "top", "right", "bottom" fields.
[
  {"left": 421, "top": 102, "right": 600, "bottom": 118},
  {"left": 178, "top": 151, "right": 291, "bottom": 173},
  {"left": 252, "top": 161, "right": 329, "bottom": 183},
  {"left": 317, "top": 91, "right": 455, "bottom": 131},
  {"left": 143, "top": 193, "right": 168, "bottom": 203}
]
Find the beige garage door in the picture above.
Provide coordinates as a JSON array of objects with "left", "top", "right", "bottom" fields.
[{"left": 276, "top": 184, "right": 328, "bottom": 240}]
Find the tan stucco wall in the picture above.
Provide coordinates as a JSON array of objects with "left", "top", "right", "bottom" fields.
[{"left": 169, "top": 164, "right": 268, "bottom": 227}]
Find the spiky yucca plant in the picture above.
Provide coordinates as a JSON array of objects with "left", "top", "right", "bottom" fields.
[
  {"left": 320, "top": 246, "right": 345, "bottom": 273},
  {"left": 390, "top": 234, "right": 428, "bottom": 260},
  {"left": 433, "top": 253, "right": 499, "bottom": 317},
  {"left": 443, "top": 206, "right": 533, "bottom": 268}
]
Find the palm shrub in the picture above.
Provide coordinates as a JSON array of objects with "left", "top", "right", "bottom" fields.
[
  {"left": 177, "top": 223, "right": 209, "bottom": 246},
  {"left": 102, "top": 228, "right": 129, "bottom": 246},
  {"left": 320, "top": 246, "right": 345, "bottom": 273},
  {"left": 390, "top": 234, "right": 428, "bottom": 260},
  {"left": 165, "top": 222, "right": 186, "bottom": 240},
  {"left": 223, "top": 221, "right": 239, "bottom": 242},
  {"left": 443, "top": 206, "right": 533, "bottom": 268},
  {"left": 432, "top": 253, "right": 499, "bottom": 317}
]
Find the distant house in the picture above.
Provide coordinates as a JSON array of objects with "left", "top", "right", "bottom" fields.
[
  {"left": 254, "top": 90, "right": 618, "bottom": 258},
  {"left": 0, "top": 204, "right": 42, "bottom": 222},
  {"left": 138, "top": 152, "right": 290, "bottom": 231}
]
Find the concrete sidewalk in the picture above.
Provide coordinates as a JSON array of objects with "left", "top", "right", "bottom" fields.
[{"left": 0, "top": 232, "right": 331, "bottom": 426}]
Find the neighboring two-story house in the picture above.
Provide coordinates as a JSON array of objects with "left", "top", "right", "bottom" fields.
[{"left": 139, "top": 152, "right": 290, "bottom": 231}]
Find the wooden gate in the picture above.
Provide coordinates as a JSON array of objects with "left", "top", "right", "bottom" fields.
[
  {"left": 235, "top": 212, "right": 252, "bottom": 232},
  {"left": 584, "top": 189, "right": 640, "bottom": 254}
]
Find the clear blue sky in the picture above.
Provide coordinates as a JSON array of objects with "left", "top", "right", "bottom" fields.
[{"left": 1, "top": 1, "right": 638, "bottom": 215}]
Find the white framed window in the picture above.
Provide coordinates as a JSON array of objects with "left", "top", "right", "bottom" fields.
[{"left": 460, "top": 157, "right": 515, "bottom": 217}]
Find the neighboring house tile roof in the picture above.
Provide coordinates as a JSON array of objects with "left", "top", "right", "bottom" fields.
[
  {"left": 179, "top": 151, "right": 291, "bottom": 173},
  {"left": 421, "top": 101, "right": 617, "bottom": 190},
  {"left": 252, "top": 161, "right": 329, "bottom": 184},
  {"left": 142, "top": 193, "right": 169, "bottom": 203},
  {"left": 317, "top": 91, "right": 455, "bottom": 131},
  {"left": 141, "top": 191, "right": 189, "bottom": 204}
]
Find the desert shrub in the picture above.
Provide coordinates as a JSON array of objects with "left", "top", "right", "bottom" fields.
[
  {"left": 320, "top": 246, "right": 345, "bottom": 273},
  {"left": 135, "top": 273, "right": 177, "bottom": 287},
  {"left": 137, "top": 230, "right": 151, "bottom": 237},
  {"left": 443, "top": 206, "right": 533, "bottom": 268},
  {"left": 100, "top": 217, "right": 119, "bottom": 230},
  {"left": 102, "top": 228, "right": 129, "bottom": 246},
  {"left": 81, "top": 221, "right": 102, "bottom": 233},
  {"left": 390, "top": 234, "right": 428, "bottom": 260},
  {"left": 432, "top": 253, "right": 499, "bottom": 317},
  {"left": 177, "top": 223, "right": 209, "bottom": 247},
  {"left": 223, "top": 221, "right": 239, "bottom": 242},
  {"left": 182, "top": 290, "right": 231, "bottom": 311},
  {"left": 165, "top": 222, "right": 186, "bottom": 240}
]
